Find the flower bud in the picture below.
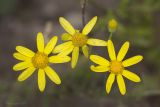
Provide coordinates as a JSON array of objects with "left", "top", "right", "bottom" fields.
[{"left": 108, "top": 19, "right": 118, "bottom": 33}]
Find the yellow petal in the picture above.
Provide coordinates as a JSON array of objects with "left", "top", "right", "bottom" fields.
[
  {"left": 90, "top": 55, "right": 110, "bottom": 66},
  {"left": 117, "top": 41, "right": 129, "bottom": 61},
  {"left": 106, "top": 73, "right": 115, "bottom": 94},
  {"left": 122, "top": 55, "right": 143, "bottom": 67},
  {"left": 87, "top": 38, "right": 107, "bottom": 46},
  {"left": 58, "top": 45, "right": 74, "bottom": 56},
  {"left": 117, "top": 74, "right": 126, "bottom": 95},
  {"left": 82, "top": 45, "right": 89, "bottom": 58},
  {"left": 82, "top": 16, "right": 97, "bottom": 35},
  {"left": 18, "top": 67, "right": 36, "bottom": 81},
  {"left": 38, "top": 69, "right": 46, "bottom": 92},
  {"left": 45, "top": 66, "right": 61, "bottom": 84},
  {"left": 16, "top": 46, "right": 35, "bottom": 57},
  {"left": 107, "top": 40, "right": 116, "bottom": 60},
  {"left": 90, "top": 65, "right": 109, "bottom": 72},
  {"left": 122, "top": 70, "right": 141, "bottom": 82},
  {"left": 13, "top": 61, "right": 32, "bottom": 71},
  {"left": 53, "top": 41, "right": 72, "bottom": 53},
  {"left": 71, "top": 47, "right": 79, "bottom": 68},
  {"left": 44, "top": 36, "right": 58, "bottom": 55},
  {"left": 13, "top": 53, "right": 30, "bottom": 61},
  {"left": 61, "top": 33, "right": 72, "bottom": 41},
  {"left": 37, "top": 32, "right": 44, "bottom": 52},
  {"left": 59, "top": 17, "right": 75, "bottom": 35},
  {"left": 49, "top": 55, "right": 71, "bottom": 63}
]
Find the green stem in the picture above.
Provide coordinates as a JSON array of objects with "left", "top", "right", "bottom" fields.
[{"left": 108, "top": 32, "right": 113, "bottom": 40}]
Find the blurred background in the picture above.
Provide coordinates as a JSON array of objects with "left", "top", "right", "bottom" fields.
[{"left": 0, "top": 0, "right": 160, "bottom": 107}]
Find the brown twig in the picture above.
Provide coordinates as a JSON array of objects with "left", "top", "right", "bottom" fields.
[
  {"left": 81, "top": 0, "right": 87, "bottom": 27},
  {"left": 43, "top": 21, "right": 53, "bottom": 37},
  {"left": 43, "top": 21, "right": 53, "bottom": 42}
]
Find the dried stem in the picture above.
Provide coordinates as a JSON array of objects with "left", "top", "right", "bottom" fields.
[
  {"left": 43, "top": 21, "right": 53, "bottom": 42},
  {"left": 81, "top": 0, "right": 87, "bottom": 27},
  {"left": 43, "top": 21, "right": 53, "bottom": 37}
]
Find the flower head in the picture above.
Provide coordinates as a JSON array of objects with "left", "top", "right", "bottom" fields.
[
  {"left": 53, "top": 16, "right": 107, "bottom": 68},
  {"left": 13, "top": 32, "right": 71, "bottom": 92},
  {"left": 108, "top": 19, "right": 118, "bottom": 33},
  {"left": 90, "top": 40, "right": 143, "bottom": 95}
]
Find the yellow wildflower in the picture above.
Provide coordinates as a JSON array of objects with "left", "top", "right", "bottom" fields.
[
  {"left": 108, "top": 19, "right": 118, "bottom": 32},
  {"left": 13, "top": 32, "right": 70, "bottom": 92},
  {"left": 90, "top": 40, "right": 143, "bottom": 95},
  {"left": 53, "top": 16, "right": 107, "bottom": 68}
]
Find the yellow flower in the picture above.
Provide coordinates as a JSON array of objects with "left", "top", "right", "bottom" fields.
[
  {"left": 13, "top": 32, "right": 71, "bottom": 92},
  {"left": 90, "top": 40, "right": 143, "bottom": 95},
  {"left": 53, "top": 16, "right": 107, "bottom": 68},
  {"left": 108, "top": 19, "right": 118, "bottom": 32}
]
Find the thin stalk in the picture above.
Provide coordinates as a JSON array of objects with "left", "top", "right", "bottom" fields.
[{"left": 81, "top": 0, "right": 87, "bottom": 27}]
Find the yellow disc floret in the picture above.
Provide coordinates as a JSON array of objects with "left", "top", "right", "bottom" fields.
[
  {"left": 110, "top": 60, "right": 123, "bottom": 74},
  {"left": 32, "top": 52, "right": 49, "bottom": 69},
  {"left": 72, "top": 33, "right": 88, "bottom": 47}
]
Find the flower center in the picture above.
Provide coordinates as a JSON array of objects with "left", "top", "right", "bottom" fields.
[
  {"left": 32, "top": 52, "right": 49, "bottom": 69},
  {"left": 110, "top": 60, "right": 123, "bottom": 74},
  {"left": 72, "top": 33, "right": 88, "bottom": 47}
]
